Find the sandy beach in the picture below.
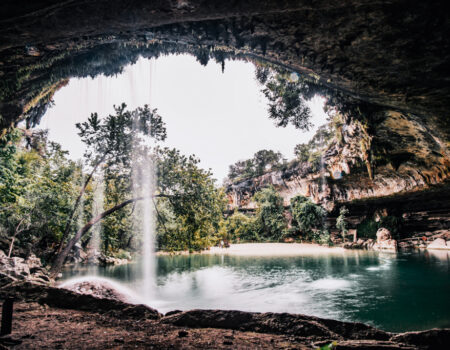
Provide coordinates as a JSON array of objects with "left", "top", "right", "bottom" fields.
[{"left": 203, "top": 242, "right": 345, "bottom": 256}]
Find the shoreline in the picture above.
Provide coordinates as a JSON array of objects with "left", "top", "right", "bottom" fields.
[{"left": 156, "top": 242, "right": 346, "bottom": 256}]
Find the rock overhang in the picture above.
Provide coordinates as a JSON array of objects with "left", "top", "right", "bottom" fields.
[{"left": 0, "top": 0, "right": 449, "bottom": 137}]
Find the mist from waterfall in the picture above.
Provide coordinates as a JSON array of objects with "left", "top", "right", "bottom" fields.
[
  {"left": 132, "top": 148, "right": 156, "bottom": 300},
  {"left": 131, "top": 57, "right": 157, "bottom": 300},
  {"left": 90, "top": 170, "right": 104, "bottom": 258}
]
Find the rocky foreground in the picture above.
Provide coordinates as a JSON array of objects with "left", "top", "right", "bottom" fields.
[
  {"left": 0, "top": 278, "right": 448, "bottom": 349},
  {"left": 1, "top": 250, "right": 449, "bottom": 349}
]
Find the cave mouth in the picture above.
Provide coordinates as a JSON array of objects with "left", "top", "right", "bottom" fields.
[
  {"left": 39, "top": 53, "right": 330, "bottom": 183},
  {"left": 1, "top": 2, "right": 450, "bottom": 344},
  {"left": 1, "top": 0, "right": 450, "bottom": 140}
]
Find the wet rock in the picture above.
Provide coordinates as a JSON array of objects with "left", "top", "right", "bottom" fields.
[
  {"left": 363, "top": 239, "right": 375, "bottom": 250},
  {"left": 98, "top": 255, "right": 129, "bottom": 266},
  {"left": 41, "top": 287, "right": 161, "bottom": 320},
  {"left": 390, "top": 328, "right": 450, "bottom": 349},
  {"left": 398, "top": 241, "right": 415, "bottom": 250},
  {"left": 61, "top": 279, "right": 133, "bottom": 303},
  {"left": 162, "top": 309, "right": 390, "bottom": 341}
]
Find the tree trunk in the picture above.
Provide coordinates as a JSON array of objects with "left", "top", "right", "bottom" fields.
[
  {"left": 50, "top": 196, "right": 143, "bottom": 276},
  {"left": 56, "top": 155, "right": 107, "bottom": 255},
  {"left": 8, "top": 219, "right": 25, "bottom": 258},
  {"left": 7, "top": 236, "right": 16, "bottom": 258}
]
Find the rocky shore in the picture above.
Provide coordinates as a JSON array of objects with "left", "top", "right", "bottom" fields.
[
  {"left": 0, "top": 250, "right": 449, "bottom": 349},
  {"left": 342, "top": 227, "right": 450, "bottom": 252},
  {"left": 1, "top": 279, "right": 449, "bottom": 349}
]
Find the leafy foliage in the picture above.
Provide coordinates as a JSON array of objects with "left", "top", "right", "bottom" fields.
[
  {"left": 293, "top": 122, "right": 336, "bottom": 171},
  {"left": 154, "top": 147, "right": 227, "bottom": 252},
  {"left": 256, "top": 66, "right": 315, "bottom": 130},
  {"left": 221, "top": 211, "right": 257, "bottom": 242},
  {"left": 252, "top": 186, "right": 287, "bottom": 241},
  {"left": 290, "top": 195, "right": 327, "bottom": 241},
  {"left": 336, "top": 206, "right": 349, "bottom": 241},
  {"left": 227, "top": 149, "right": 285, "bottom": 182},
  {"left": 0, "top": 130, "right": 81, "bottom": 260}
]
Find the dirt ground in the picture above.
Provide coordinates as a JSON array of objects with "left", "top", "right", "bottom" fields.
[{"left": 1, "top": 302, "right": 311, "bottom": 349}]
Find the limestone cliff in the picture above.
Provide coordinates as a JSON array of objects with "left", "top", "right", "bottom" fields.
[{"left": 226, "top": 109, "right": 450, "bottom": 212}]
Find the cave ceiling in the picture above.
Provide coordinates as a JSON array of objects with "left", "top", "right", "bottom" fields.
[{"left": 0, "top": 0, "right": 449, "bottom": 141}]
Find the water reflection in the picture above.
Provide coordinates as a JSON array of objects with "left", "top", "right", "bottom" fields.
[{"left": 62, "top": 250, "right": 450, "bottom": 332}]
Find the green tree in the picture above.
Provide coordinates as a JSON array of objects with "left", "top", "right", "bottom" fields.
[
  {"left": 227, "top": 149, "right": 285, "bottom": 182},
  {"left": 253, "top": 186, "right": 287, "bottom": 241},
  {"left": 154, "top": 147, "right": 226, "bottom": 252},
  {"left": 290, "top": 195, "right": 326, "bottom": 241},
  {"left": 253, "top": 149, "right": 283, "bottom": 175},
  {"left": 294, "top": 143, "right": 311, "bottom": 163},
  {"left": 51, "top": 104, "right": 167, "bottom": 274},
  {"left": 222, "top": 211, "right": 257, "bottom": 242},
  {"left": 0, "top": 130, "right": 80, "bottom": 260},
  {"left": 336, "top": 206, "right": 349, "bottom": 242},
  {"left": 256, "top": 66, "right": 317, "bottom": 130}
]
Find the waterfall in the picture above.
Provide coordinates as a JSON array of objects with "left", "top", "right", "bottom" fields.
[
  {"left": 90, "top": 170, "right": 104, "bottom": 260},
  {"left": 132, "top": 106, "right": 156, "bottom": 300},
  {"left": 319, "top": 133, "right": 329, "bottom": 234},
  {"left": 132, "top": 149, "right": 156, "bottom": 300}
]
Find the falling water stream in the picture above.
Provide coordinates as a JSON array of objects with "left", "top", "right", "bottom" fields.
[
  {"left": 131, "top": 57, "right": 157, "bottom": 300},
  {"left": 132, "top": 152, "right": 156, "bottom": 299},
  {"left": 90, "top": 171, "right": 104, "bottom": 258}
]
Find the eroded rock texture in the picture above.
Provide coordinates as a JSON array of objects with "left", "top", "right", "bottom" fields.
[
  {"left": 226, "top": 111, "right": 450, "bottom": 211},
  {"left": 0, "top": 0, "right": 449, "bottom": 139}
]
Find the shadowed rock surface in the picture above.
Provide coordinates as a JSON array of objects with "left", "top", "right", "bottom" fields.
[
  {"left": 0, "top": 281, "right": 448, "bottom": 349},
  {"left": 1, "top": 1, "right": 449, "bottom": 137}
]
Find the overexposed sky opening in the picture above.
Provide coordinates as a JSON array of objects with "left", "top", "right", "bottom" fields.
[{"left": 42, "top": 55, "right": 328, "bottom": 181}]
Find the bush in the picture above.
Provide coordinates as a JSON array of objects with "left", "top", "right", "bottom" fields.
[
  {"left": 356, "top": 215, "right": 403, "bottom": 240},
  {"left": 356, "top": 218, "right": 379, "bottom": 239},
  {"left": 253, "top": 186, "right": 287, "bottom": 241},
  {"left": 114, "top": 249, "right": 132, "bottom": 260},
  {"left": 290, "top": 195, "right": 326, "bottom": 240},
  {"left": 223, "top": 211, "right": 258, "bottom": 242}
]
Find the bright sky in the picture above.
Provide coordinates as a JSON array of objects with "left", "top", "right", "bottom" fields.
[{"left": 42, "top": 55, "right": 327, "bottom": 182}]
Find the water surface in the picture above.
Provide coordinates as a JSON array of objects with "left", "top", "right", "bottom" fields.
[{"left": 63, "top": 249, "right": 450, "bottom": 332}]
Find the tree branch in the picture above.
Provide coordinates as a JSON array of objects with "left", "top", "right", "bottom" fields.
[
  {"left": 56, "top": 152, "right": 109, "bottom": 254},
  {"left": 50, "top": 195, "right": 143, "bottom": 276}
]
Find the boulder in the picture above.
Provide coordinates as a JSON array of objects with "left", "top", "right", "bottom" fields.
[
  {"left": 162, "top": 309, "right": 390, "bottom": 341},
  {"left": 376, "top": 228, "right": 391, "bottom": 241},
  {"left": 427, "top": 238, "right": 449, "bottom": 250},
  {"left": 61, "top": 279, "right": 135, "bottom": 303},
  {"left": 363, "top": 239, "right": 375, "bottom": 250},
  {"left": 0, "top": 253, "right": 50, "bottom": 286},
  {"left": 98, "top": 254, "right": 129, "bottom": 266},
  {"left": 373, "top": 228, "right": 397, "bottom": 251}
]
